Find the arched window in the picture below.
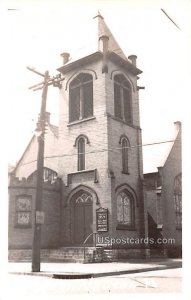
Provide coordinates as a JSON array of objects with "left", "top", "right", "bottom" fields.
[
  {"left": 75, "top": 192, "right": 93, "bottom": 204},
  {"left": 120, "top": 136, "right": 130, "bottom": 173},
  {"left": 43, "top": 168, "right": 57, "bottom": 183},
  {"left": 117, "top": 190, "right": 135, "bottom": 229},
  {"left": 69, "top": 73, "right": 93, "bottom": 122},
  {"left": 78, "top": 137, "right": 85, "bottom": 171},
  {"left": 114, "top": 74, "right": 132, "bottom": 124},
  {"left": 174, "top": 173, "right": 182, "bottom": 229}
]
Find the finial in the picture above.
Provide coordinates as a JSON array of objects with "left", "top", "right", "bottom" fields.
[{"left": 94, "top": 10, "right": 104, "bottom": 19}]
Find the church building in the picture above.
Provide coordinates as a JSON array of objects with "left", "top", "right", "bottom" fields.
[{"left": 8, "top": 13, "right": 181, "bottom": 262}]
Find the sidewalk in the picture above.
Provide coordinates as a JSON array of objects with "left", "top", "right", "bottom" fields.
[{"left": 8, "top": 258, "right": 182, "bottom": 279}]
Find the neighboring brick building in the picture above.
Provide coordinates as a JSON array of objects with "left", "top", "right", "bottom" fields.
[
  {"left": 8, "top": 13, "right": 181, "bottom": 261},
  {"left": 143, "top": 122, "right": 182, "bottom": 257}
]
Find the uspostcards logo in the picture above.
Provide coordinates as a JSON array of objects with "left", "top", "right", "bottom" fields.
[{"left": 96, "top": 236, "right": 175, "bottom": 245}]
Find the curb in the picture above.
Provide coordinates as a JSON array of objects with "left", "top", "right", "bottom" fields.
[{"left": 9, "top": 263, "right": 181, "bottom": 279}]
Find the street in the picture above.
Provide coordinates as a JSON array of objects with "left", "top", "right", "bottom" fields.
[{"left": 0, "top": 268, "right": 181, "bottom": 299}]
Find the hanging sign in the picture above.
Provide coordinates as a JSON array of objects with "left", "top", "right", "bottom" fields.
[
  {"left": 36, "top": 211, "right": 45, "bottom": 225},
  {"left": 96, "top": 208, "right": 108, "bottom": 232}
]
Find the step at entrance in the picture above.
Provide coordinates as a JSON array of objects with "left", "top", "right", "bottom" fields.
[{"left": 9, "top": 247, "right": 97, "bottom": 263}]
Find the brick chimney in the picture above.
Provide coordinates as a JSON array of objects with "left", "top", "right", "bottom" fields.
[
  {"left": 60, "top": 52, "right": 70, "bottom": 65},
  {"left": 128, "top": 55, "right": 137, "bottom": 66}
]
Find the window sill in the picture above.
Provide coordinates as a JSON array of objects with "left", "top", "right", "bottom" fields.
[
  {"left": 67, "top": 116, "right": 96, "bottom": 127},
  {"left": 116, "top": 224, "right": 136, "bottom": 231},
  {"left": 122, "top": 171, "right": 130, "bottom": 175},
  {"left": 15, "top": 224, "right": 32, "bottom": 229},
  {"left": 176, "top": 226, "right": 182, "bottom": 230},
  {"left": 107, "top": 113, "right": 141, "bottom": 130}
]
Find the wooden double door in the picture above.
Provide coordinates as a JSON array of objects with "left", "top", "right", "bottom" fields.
[{"left": 72, "top": 192, "right": 93, "bottom": 245}]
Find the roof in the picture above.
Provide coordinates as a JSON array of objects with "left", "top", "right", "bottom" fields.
[
  {"left": 96, "top": 11, "right": 127, "bottom": 60},
  {"left": 13, "top": 119, "right": 58, "bottom": 174},
  {"left": 57, "top": 12, "right": 141, "bottom": 74},
  {"left": 8, "top": 164, "right": 16, "bottom": 174},
  {"left": 143, "top": 123, "right": 181, "bottom": 174},
  {"left": 49, "top": 124, "right": 59, "bottom": 137}
]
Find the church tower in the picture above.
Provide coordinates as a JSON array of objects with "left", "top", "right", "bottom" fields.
[{"left": 57, "top": 13, "right": 145, "bottom": 256}]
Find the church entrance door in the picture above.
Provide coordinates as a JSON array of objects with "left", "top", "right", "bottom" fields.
[{"left": 72, "top": 192, "right": 93, "bottom": 245}]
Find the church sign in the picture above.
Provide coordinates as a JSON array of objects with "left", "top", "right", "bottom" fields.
[{"left": 96, "top": 208, "right": 108, "bottom": 232}]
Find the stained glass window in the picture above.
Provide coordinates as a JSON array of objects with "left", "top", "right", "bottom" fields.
[
  {"left": 117, "top": 191, "right": 134, "bottom": 227},
  {"left": 75, "top": 193, "right": 93, "bottom": 205}
]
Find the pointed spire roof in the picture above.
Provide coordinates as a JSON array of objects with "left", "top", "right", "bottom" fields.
[
  {"left": 94, "top": 11, "right": 127, "bottom": 60},
  {"left": 58, "top": 12, "right": 142, "bottom": 75}
]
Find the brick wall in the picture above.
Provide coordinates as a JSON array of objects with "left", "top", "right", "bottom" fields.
[
  {"left": 161, "top": 129, "right": 182, "bottom": 247},
  {"left": 8, "top": 173, "right": 61, "bottom": 249},
  {"left": 143, "top": 128, "right": 182, "bottom": 257}
]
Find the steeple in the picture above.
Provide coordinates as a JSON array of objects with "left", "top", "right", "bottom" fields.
[
  {"left": 94, "top": 11, "right": 127, "bottom": 60},
  {"left": 58, "top": 12, "right": 142, "bottom": 76}
]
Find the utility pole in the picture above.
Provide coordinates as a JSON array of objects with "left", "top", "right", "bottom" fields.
[{"left": 27, "top": 66, "right": 64, "bottom": 272}]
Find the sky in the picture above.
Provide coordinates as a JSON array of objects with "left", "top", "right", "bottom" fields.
[{"left": 2, "top": 0, "right": 191, "bottom": 168}]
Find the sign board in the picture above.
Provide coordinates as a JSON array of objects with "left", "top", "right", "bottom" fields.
[
  {"left": 36, "top": 211, "right": 45, "bottom": 225},
  {"left": 96, "top": 208, "right": 108, "bottom": 232}
]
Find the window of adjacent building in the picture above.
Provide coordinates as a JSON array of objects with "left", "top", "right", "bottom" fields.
[
  {"left": 120, "top": 136, "right": 130, "bottom": 173},
  {"left": 114, "top": 74, "right": 132, "bottom": 124},
  {"left": 78, "top": 137, "right": 85, "bottom": 171},
  {"left": 117, "top": 191, "right": 134, "bottom": 229},
  {"left": 69, "top": 73, "right": 93, "bottom": 122},
  {"left": 156, "top": 192, "right": 163, "bottom": 225},
  {"left": 174, "top": 173, "right": 182, "bottom": 229},
  {"left": 15, "top": 196, "right": 32, "bottom": 227}
]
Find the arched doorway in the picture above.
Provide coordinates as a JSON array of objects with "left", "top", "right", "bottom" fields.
[{"left": 71, "top": 191, "right": 93, "bottom": 245}]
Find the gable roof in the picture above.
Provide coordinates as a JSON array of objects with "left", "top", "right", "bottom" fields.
[
  {"left": 143, "top": 122, "right": 181, "bottom": 174},
  {"left": 49, "top": 124, "right": 59, "bottom": 137},
  {"left": 13, "top": 135, "right": 36, "bottom": 174},
  {"left": 13, "top": 122, "right": 59, "bottom": 174}
]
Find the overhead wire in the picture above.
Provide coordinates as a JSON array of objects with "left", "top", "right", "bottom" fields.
[{"left": 17, "top": 139, "right": 177, "bottom": 167}]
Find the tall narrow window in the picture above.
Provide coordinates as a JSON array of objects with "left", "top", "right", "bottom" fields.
[
  {"left": 117, "top": 191, "right": 134, "bottom": 229},
  {"left": 114, "top": 74, "right": 132, "bottom": 124},
  {"left": 121, "top": 137, "right": 130, "bottom": 173},
  {"left": 174, "top": 173, "right": 182, "bottom": 229},
  {"left": 78, "top": 137, "right": 85, "bottom": 171},
  {"left": 69, "top": 73, "right": 93, "bottom": 122}
]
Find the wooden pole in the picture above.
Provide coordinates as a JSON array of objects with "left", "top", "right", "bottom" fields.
[{"left": 32, "top": 71, "right": 49, "bottom": 272}]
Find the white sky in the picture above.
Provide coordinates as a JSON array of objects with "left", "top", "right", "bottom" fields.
[{"left": 2, "top": 0, "right": 191, "bottom": 166}]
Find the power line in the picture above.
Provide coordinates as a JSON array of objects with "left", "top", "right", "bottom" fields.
[
  {"left": 17, "top": 139, "right": 177, "bottom": 167},
  {"left": 161, "top": 8, "right": 181, "bottom": 30}
]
